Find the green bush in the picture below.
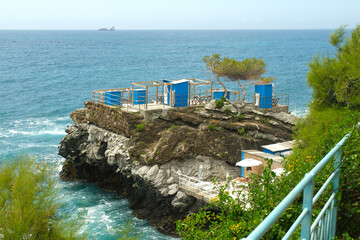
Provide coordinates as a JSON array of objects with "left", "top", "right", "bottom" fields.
[
  {"left": 224, "top": 107, "right": 231, "bottom": 115},
  {"left": 237, "top": 128, "right": 245, "bottom": 134},
  {"left": 215, "top": 99, "right": 224, "bottom": 109},
  {"left": 136, "top": 123, "right": 145, "bottom": 132},
  {"left": 0, "top": 155, "right": 85, "bottom": 240},
  {"left": 237, "top": 114, "right": 244, "bottom": 122},
  {"left": 208, "top": 124, "right": 218, "bottom": 131}
]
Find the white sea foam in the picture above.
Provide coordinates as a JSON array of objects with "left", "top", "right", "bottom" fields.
[
  {"left": 38, "top": 129, "right": 65, "bottom": 135},
  {"left": 9, "top": 129, "right": 35, "bottom": 135}
]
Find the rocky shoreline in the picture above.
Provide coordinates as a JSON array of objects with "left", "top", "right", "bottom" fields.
[{"left": 59, "top": 101, "right": 297, "bottom": 236}]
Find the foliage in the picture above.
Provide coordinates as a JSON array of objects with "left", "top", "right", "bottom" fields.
[
  {"left": 208, "top": 124, "right": 218, "bottom": 131},
  {"left": 205, "top": 54, "right": 275, "bottom": 103},
  {"left": 176, "top": 159, "right": 292, "bottom": 239},
  {"left": 178, "top": 26, "right": 360, "bottom": 239},
  {"left": 203, "top": 54, "right": 229, "bottom": 97},
  {"left": 169, "top": 124, "right": 177, "bottom": 129},
  {"left": 237, "top": 114, "right": 244, "bottom": 122},
  {"left": 237, "top": 128, "right": 245, "bottom": 134},
  {"left": 136, "top": 123, "right": 145, "bottom": 132},
  {"left": 0, "top": 155, "right": 85, "bottom": 240},
  {"left": 288, "top": 108, "right": 360, "bottom": 238},
  {"left": 308, "top": 25, "right": 360, "bottom": 109},
  {"left": 116, "top": 218, "right": 142, "bottom": 240},
  {"left": 224, "top": 107, "right": 232, "bottom": 115},
  {"left": 215, "top": 99, "right": 225, "bottom": 109},
  {"left": 178, "top": 109, "right": 360, "bottom": 239}
]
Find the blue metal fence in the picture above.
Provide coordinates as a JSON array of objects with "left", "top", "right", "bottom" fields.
[{"left": 243, "top": 124, "right": 358, "bottom": 240}]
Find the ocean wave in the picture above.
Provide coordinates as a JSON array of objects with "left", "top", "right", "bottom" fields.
[
  {"left": 5, "top": 128, "right": 65, "bottom": 136},
  {"left": 38, "top": 129, "right": 65, "bottom": 135}
]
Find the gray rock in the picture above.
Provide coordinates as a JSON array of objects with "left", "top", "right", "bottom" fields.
[
  {"left": 168, "top": 183, "right": 178, "bottom": 190},
  {"left": 145, "top": 165, "right": 159, "bottom": 181},
  {"left": 166, "top": 176, "right": 174, "bottom": 184},
  {"left": 154, "top": 169, "right": 167, "bottom": 187},
  {"left": 171, "top": 191, "right": 194, "bottom": 209},
  {"left": 137, "top": 166, "right": 150, "bottom": 177},
  {"left": 168, "top": 188, "right": 178, "bottom": 196}
]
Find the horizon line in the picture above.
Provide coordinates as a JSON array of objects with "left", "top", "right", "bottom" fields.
[{"left": 0, "top": 28, "right": 346, "bottom": 31}]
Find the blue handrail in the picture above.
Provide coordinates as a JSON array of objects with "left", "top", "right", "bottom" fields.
[{"left": 243, "top": 123, "right": 359, "bottom": 240}]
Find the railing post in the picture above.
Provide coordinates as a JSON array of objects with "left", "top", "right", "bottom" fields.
[
  {"left": 331, "top": 150, "right": 341, "bottom": 237},
  {"left": 301, "top": 174, "right": 314, "bottom": 240}
]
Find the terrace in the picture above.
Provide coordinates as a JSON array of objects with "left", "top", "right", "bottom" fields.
[{"left": 92, "top": 79, "right": 289, "bottom": 114}]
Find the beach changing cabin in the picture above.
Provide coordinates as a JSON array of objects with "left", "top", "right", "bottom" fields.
[
  {"left": 212, "top": 90, "right": 230, "bottom": 100},
  {"left": 262, "top": 140, "right": 295, "bottom": 157},
  {"left": 254, "top": 84, "right": 273, "bottom": 108},
  {"left": 132, "top": 89, "right": 146, "bottom": 105},
  {"left": 104, "top": 90, "right": 122, "bottom": 106},
  {"left": 240, "top": 150, "right": 283, "bottom": 178},
  {"left": 163, "top": 79, "right": 189, "bottom": 107}
]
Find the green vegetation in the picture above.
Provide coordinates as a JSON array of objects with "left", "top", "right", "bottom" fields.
[
  {"left": 215, "top": 99, "right": 225, "bottom": 109},
  {"left": 115, "top": 219, "right": 142, "bottom": 240},
  {"left": 203, "top": 54, "right": 275, "bottom": 102},
  {"left": 169, "top": 124, "right": 177, "bottom": 129},
  {"left": 136, "top": 123, "right": 145, "bottom": 132},
  {"left": 308, "top": 25, "right": 360, "bottom": 109},
  {"left": 207, "top": 124, "right": 218, "bottom": 131},
  {"left": 177, "top": 26, "right": 360, "bottom": 239},
  {"left": 237, "top": 114, "right": 244, "bottom": 122},
  {"left": 0, "top": 155, "right": 84, "bottom": 240},
  {"left": 237, "top": 128, "right": 245, "bottom": 134},
  {"left": 224, "top": 106, "right": 231, "bottom": 115}
]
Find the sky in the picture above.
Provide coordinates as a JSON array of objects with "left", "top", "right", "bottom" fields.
[{"left": 0, "top": 0, "right": 359, "bottom": 30}]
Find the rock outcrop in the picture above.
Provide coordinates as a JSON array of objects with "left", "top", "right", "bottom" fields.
[{"left": 59, "top": 101, "right": 298, "bottom": 236}]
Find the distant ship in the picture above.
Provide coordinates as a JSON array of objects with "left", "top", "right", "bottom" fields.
[{"left": 99, "top": 26, "right": 115, "bottom": 31}]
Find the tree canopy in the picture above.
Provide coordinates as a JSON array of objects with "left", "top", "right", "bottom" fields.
[
  {"left": 308, "top": 25, "right": 360, "bottom": 109},
  {"left": 203, "top": 54, "right": 274, "bottom": 102}
]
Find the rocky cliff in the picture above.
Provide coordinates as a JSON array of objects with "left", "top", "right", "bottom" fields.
[{"left": 59, "top": 101, "right": 298, "bottom": 236}]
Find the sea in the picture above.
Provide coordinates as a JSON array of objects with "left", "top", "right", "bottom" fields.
[{"left": 0, "top": 30, "right": 336, "bottom": 239}]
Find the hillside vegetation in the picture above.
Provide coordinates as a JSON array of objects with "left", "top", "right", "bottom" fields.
[{"left": 176, "top": 25, "right": 360, "bottom": 239}]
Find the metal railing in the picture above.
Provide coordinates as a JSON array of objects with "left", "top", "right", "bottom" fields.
[
  {"left": 243, "top": 124, "right": 359, "bottom": 240},
  {"left": 257, "top": 93, "right": 289, "bottom": 108},
  {"left": 176, "top": 172, "right": 219, "bottom": 197}
]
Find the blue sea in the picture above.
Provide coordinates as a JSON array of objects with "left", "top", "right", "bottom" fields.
[{"left": 0, "top": 30, "right": 335, "bottom": 239}]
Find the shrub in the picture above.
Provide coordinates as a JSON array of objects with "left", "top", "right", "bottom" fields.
[
  {"left": 0, "top": 155, "right": 85, "bottom": 240},
  {"left": 215, "top": 99, "right": 224, "bottom": 109},
  {"left": 208, "top": 124, "right": 218, "bottom": 131},
  {"left": 224, "top": 107, "right": 231, "bottom": 115},
  {"left": 237, "top": 128, "right": 245, "bottom": 134},
  {"left": 237, "top": 114, "right": 244, "bottom": 121},
  {"left": 136, "top": 123, "right": 145, "bottom": 132}
]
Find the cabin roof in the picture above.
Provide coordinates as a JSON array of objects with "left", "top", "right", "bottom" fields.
[{"left": 261, "top": 140, "right": 295, "bottom": 153}]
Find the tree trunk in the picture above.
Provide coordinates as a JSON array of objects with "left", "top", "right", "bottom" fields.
[
  {"left": 238, "top": 80, "right": 246, "bottom": 103},
  {"left": 216, "top": 75, "right": 228, "bottom": 98}
]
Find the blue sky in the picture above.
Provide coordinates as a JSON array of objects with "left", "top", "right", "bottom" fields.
[{"left": 1, "top": 0, "right": 359, "bottom": 30}]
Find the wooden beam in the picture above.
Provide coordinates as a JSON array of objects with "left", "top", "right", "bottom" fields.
[
  {"left": 133, "top": 83, "right": 146, "bottom": 88},
  {"left": 132, "top": 84, "right": 134, "bottom": 105},
  {"left": 188, "top": 82, "right": 191, "bottom": 106},
  {"left": 146, "top": 86, "right": 148, "bottom": 110}
]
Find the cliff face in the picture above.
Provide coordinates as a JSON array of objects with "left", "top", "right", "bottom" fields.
[{"left": 59, "top": 101, "right": 297, "bottom": 235}]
